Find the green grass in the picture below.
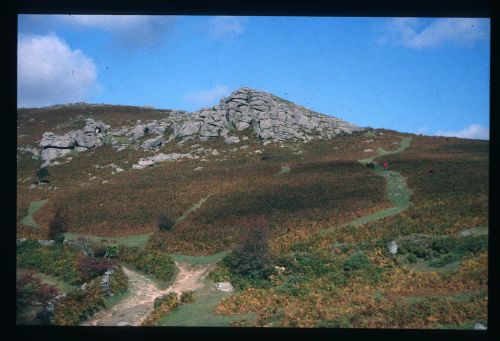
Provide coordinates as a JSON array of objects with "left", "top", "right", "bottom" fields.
[
  {"left": 158, "top": 277, "right": 256, "bottom": 326},
  {"left": 407, "top": 256, "right": 461, "bottom": 273},
  {"left": 104, "top": 289, "right": 131, "bottom": 308},
  {"left": 277, "top": 166, "right": 291, "bottom": 175},
  {"left": 20, "top": 199, "right": 48, "bottom": 228},
  {"left": 64, "top": 232, "right": 153, "bottom": 249},
  {"left": 170, "top": 251, "right": 229, "bottom": 265}
]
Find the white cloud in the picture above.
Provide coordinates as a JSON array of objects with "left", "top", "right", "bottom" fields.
[
  {"left": 435, "top": 124, "right": 489, "bottom": 140},
  {"left": 208, "top": 16, "right": 247, "bottom": 40},
  {"left": 184, "top": 85, "right": 231, "bottom": 108},
  {"left": 55, "top": 15, "right": 176, "bottom": 47},
  {"left": 17, "top": 33, "right": 98, "bottom": 108},
  {"left": 380, "top": 18, "right": 489, "bottom": 48}
]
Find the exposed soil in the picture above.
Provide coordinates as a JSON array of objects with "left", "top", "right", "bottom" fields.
[{"left": 81, "top": 262, "right": 214, "bottom": 326}]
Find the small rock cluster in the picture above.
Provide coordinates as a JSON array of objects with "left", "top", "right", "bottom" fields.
[{"left": 38, "top": 118, "right": 110, "bottom": 167}]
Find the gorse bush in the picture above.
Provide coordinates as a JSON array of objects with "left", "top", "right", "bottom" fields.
[
  {"left": 180, "top": 290, "right": 195, "bottom": 304},
  {"left": 143, "top": 292, "right": 179, "bottom": 326},
  {"left": 118, "top": 245, "right": 176, "bottom": 282}
]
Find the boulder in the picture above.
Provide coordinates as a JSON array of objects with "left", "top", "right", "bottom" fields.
[
  {"left": 40, "top": 148, "right": 72, "bottom": 162},
  {"left": 224, "top": 136, "right": 240, "bottom": 144},
  {"left": 215, "top": 282, "right": 234, "bottom": 293},
  {"left": 141, "top": 136, "right": 163, "bottom": 149},
  {"left": 40, "top": 132, "right": 75, "bottom": 149},
  {"left": 387, "top": 241, "right": 398, "bottom": 255}
]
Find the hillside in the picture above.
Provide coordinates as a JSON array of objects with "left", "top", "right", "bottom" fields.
[{"left": 16, "top": 91, "right": 488, "bottom": 328}]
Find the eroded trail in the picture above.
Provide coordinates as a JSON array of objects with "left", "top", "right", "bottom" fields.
[{"left": 81, "top": 262, "right": 214, "bottom": 326}]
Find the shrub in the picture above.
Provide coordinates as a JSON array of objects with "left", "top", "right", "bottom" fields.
[
  {"left": 17, "top": 270, "right": 59, "bottom": 324},
  {"left": 75, "top": 254, "right": 114, "bottom": 282},
  {"left": 180, "top": 290, "right": 195, "bottom": 304},
  {"left": 144, "top": 292, "right": 179, "bottom": 326},
  {"left": 47, "top": 206, "right": 69, "bottom": 243},
  {"left": 53, "top": 278, "right": 107, "bottom": 325},
  {"left": 17, "top": 241, "right": 80, "bottom": 285},
  {"left": 118, "top": 245, "right": 176, "bottom": 282},
  {"left": 428, "top": 253, "right": 461, "bottom": 268},
  {"left": 36, "top": 167, "right": 49, "bottom": 183},
  {"left": 406, "top": 253, "right": 418, "bottom": 264},
  {"left": 158, "top": 214, "right": 175, "bottom": 232},
  {"left": 221, "top": 217, "right": 275, "bottom": 289},
  {"left": 343, "top": 253, "right": 371, "bottom": 271}
]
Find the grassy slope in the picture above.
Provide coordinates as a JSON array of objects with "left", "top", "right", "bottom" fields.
[{"left": 214, "top": 134, "right": 488, "bottom": 328}]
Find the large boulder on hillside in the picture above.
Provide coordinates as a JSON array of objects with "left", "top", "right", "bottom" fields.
[
  {"left": 39, "top": 132, "right": 75, "bottom": 149},
  {"left": 141, "top": 136, "right": 163, "bottom": 149}
]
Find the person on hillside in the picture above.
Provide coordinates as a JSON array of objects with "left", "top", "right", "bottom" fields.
[{"left": 383, "top": 161, "right": 389, "bottom": 171}]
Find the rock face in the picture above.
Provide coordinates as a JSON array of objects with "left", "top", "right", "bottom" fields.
[{"left": 169, "top": 87, "right": 363, "bottom": 142}]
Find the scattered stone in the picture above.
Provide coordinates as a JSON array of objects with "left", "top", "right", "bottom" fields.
[
  {"left": 194, "top": 167, "right": 204, "bottom": 172},
  {"left": 132, "top": 153, "right": 194, "bottom": 169},
  {"left": 240, "top": 145, "right": 249, "bottom": 149},
  {"left": 215, "top": 282, "right": 234, "bottom": 293},
  {"left": 38, "top": 240, "right": 55, "bottom": 246},
  {"left": 263, "top": 140, "right": 272, "bottom": 146},
  {"left": 29, "top": 184, "right": 36, "bottom": 190},
  {"left": 224, "top": 136, "right": 241, "bottom": 144},
  {"left": 102, "top": 180, "right": 109, "bottom": 184},
  {"left": 211, "top": 149, "right": 220, "bottom": 156},
  {"left": 363, "top": 149, "right": 374, "bottom": 152},
  {"left": 254, "top": 150, "right": 263, "bottom": 154}
]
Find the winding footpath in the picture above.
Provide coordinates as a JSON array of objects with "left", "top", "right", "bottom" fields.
[
  {"left": 81, "top": 262, "right": 214, "bottom": 326},
  {"left": 324, "top": 137, "right": 413, "bottom": 232}
]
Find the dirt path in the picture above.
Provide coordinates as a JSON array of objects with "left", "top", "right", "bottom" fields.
[
  {"left": 20, "top": 199, "right": 48, "bottom": 228},
  {"left": 81, "top": 262, "right": 214, "bottom": 326}
]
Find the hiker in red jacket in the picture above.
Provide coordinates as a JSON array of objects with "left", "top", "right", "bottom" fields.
[{"left": 383, "top": 161, "right": 389, "bottom": 171}]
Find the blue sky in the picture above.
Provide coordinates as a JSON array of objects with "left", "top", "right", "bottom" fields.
[{"left": 18, "top": 15, "right": 490, "bottom": 139}]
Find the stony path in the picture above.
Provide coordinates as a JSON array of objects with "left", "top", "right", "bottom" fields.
[{"left": 81, "top": 262, "right": 213, "bottom": 326}]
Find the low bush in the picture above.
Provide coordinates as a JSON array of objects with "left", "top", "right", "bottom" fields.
[
  {"left": 343, "top": 253, "right": 371, "bottom": 271},
  {"left": 17, "top": 270, "right": 59, "bottom": 325},
  {"left": 406, "top": 253, "right": 418, "bottom": 264},
  {"left": 52, "top": 277, "right": 106, "bottom": 325},
  {"left": 17, "top": 241, "right": 80, "bottom": 285},
  {"left": 158, "top": 214, "right": 176, "bottom": 232},
  {"left": 75, "top": 254, "right": 116, "bottom": 282},
  {"left": 118, "top": 245, "right": 176, "bottom": 282},
  {"left": 143, "top": 292, "right": 179, "bottom": 326},
  {"left": 180, "top": 290, "right": 195, "bottom": 304},
  {"left": 47, "top": 206, "right": 69, "bottom": 243},
  {"left": 428, "top": 253, "right": 462, "bottom": 268}
]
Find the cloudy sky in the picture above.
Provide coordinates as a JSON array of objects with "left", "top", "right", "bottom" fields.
[{"left": 18, "top": 15, "right": 490, "bottom": 140}]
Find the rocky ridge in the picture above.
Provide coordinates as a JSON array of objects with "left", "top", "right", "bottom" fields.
[{"left": 20, "top": 87, "right": 363, "bottom": 168}]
